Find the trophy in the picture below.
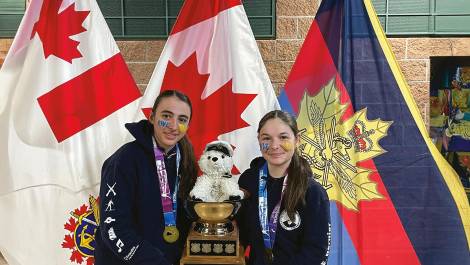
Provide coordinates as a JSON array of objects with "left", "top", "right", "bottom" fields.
[
  {"left": 180, "top": 200, "right": 244, "bottom": 265},
  {"left": 180, "top": 141, "right": 246, "bottom": 265}
]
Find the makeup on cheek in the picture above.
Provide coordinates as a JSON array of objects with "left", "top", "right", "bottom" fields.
[
  {"left": 178, "top": 123, "right": 188, "bottom": 133},
  {"left": 280, "top": 141, "right": 294, "bottom": 151},
  {"left": 158, "top": 120, "right": 169, "bottom": 127},
  {"left": 260, "top": 142, "right": 270, "bottom": 152}
]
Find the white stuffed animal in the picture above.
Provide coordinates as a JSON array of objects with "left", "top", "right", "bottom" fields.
[{"left": 190, "top": 141, "right": 244, "bottom": 202}]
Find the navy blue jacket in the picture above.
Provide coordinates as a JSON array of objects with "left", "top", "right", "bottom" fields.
[
  {"left": 94, "top": 120, "right": 192, "bottom": 265},
  {"left": 237, "top": 157, "right": 330, "bottom": 265}
]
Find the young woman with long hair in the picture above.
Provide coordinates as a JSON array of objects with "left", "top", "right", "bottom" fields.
[
  {"left": 238, "top": 110, "right": 330, "bottom": 265},
  {"left": 94, "top": 90, "right": 197, "bottom": 265}
]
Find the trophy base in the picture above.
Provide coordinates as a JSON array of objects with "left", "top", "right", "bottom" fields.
[{"left": 180, "top": 221, "right": 245, "bottom": 265}]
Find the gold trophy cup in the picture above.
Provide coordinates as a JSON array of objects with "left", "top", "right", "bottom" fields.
[{"left": 180, "top": 200, "right": 245, "bottom": 265}]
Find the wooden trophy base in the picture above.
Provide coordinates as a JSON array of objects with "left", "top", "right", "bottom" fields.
[{"left": 180, "top": 221, "right": 245, "bottom": 265}]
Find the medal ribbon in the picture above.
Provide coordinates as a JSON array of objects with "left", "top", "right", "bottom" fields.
[
  {"left": 258, "top": 163, "right": 288, "bottom": 250},
  {"left": 152, "top": 138, "right": 180, "bottom": 227}
]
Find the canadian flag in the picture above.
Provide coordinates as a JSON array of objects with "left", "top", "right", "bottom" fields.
[
  {"left": 141, "top": 0, "right": 279, "bottom": 174},
  {"left": 0, "top": 0, "right": 142, "bottom": 264}
]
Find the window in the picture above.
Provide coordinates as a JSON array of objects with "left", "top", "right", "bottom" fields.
[
  {"left": 372, "top": 0, "right": 470, "bottom": 35},
  {"left": 0, "top": 0, "right": 25, "bottom": 37},
  {"left": 97, "top": 0, "right": 275, "bottom": 39}
]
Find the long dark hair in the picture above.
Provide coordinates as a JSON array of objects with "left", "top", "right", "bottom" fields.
[
  {"left": 151, "top": 90, "right": 197, "bottom": 199},
  {"left": 258, "top": 110, "right": 312, "bottom": 219}
]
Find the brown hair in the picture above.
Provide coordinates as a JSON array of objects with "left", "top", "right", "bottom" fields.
[
  {"left": 258, "top": 110, "right": 312, "bottom": 219},
  {"left": 151, "top": 90, "right": 197, "bottom": 199}
]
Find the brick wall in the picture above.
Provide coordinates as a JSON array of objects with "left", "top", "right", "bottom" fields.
[
  {"left": 265, "top": 0, "right": 319, "bottom": 93},
  {"left": 2, "top": 2, "right": 467, "bottom": 128},
  {"left": 117, "top": 40, "right": 166, "bottom": 94},
  {"left": 1, "top": 4, "right": 470, "bottom": 124},
  {"left": 389, "top": 37, "right": 470, "bottom": 126},
  {"left": 0, "top": 38, "right": 12, "bottom": 66}
]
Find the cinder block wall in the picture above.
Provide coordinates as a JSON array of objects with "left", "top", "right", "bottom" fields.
[
  {"left": 389, "top": 37, "right": 470, "bottom": 126},
  {"left": 0, "top": 38, "right": 11, "bottom": 65},
  {"left": 3, "top": 3, "right": 468, "bottom": 130}
]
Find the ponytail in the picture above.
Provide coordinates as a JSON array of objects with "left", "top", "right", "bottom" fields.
[{"left": 284, "top": 150, "right": 311, "bottom": 220}]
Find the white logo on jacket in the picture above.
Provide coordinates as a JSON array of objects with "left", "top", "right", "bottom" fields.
[{"left": 279, "top": 210, "right": 301, "bottom": 231}]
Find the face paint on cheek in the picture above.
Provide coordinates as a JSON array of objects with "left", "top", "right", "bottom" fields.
[
  {"left": 178, "top": 123, "right": 188, "bottom": 133},
  {"left": 157, "top": 120, "right": 170, "bottom": 127},
  {"left": 260, "top": 143, "right": 270, "bottom": 152},
  {"left": 280, "top": 141, "right": 294, "bottom": 152}
]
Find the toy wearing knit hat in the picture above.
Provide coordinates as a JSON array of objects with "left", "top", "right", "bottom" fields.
[{"left": 190, "top": 140, "right": 244, "bottom": 202}]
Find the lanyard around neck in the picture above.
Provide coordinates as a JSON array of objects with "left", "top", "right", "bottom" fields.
[
  {"left": 152, "top": 137, "right": 181, "bottom": 226},
  {"left": 258, "top": 163, "right": 288, "bottom": 250}
]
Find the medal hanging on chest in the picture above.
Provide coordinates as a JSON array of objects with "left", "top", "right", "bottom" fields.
[
  {"left": 153, "top": 138, "right": 181, "bottom": 243},
  {"left": 258, "top": 163, "right": 288, "bottom": 263},
  {"left": 163, "top": 226, "right": 180, "bottom": 243}
]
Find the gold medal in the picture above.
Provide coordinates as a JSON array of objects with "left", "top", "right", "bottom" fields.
[{"left": 163, "top": 226, "right": 179, "bottom": 243}]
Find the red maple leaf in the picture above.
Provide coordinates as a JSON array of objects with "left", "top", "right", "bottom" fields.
[
  {"left": 74, "top": 204, "right": 89, "bottom": 216},
  {"left": 86, "top": 257, "right": 95, "bottom": 265},
  {"left": 61, "top": 234, "right": 75, "bottom": 250},
  {"left": 64, "top": 217, "right": 78, "bottom": 232},
  {"left": 70, "top": 250, "right": 84, "bottom": 264},
  {"left": 31, "top": 0, "right": 90, "bottom": 63},
  {"left": 158, "top": 52, "right": 257, "bottom": 161}
]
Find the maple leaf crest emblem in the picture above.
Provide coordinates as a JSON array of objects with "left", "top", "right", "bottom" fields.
[
  {"left": 31, "top": 0, "right": 90, "bottom": 63},
  {"left": 296, "top": 78, "right": 393, "bottom": 211},
  {"left": 157, "top": 52, "right": 257, "bottom": 166},
  {"left": 62, "top": 196, "right": 100, "bottom": 265}
]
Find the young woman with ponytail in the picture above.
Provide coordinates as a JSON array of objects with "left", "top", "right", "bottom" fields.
[
  {"left": 238, "top": 110, "right": 331, "bottom": 265},
  {"left": 95, "top": 90, "right": 197, "bottom": 265}
]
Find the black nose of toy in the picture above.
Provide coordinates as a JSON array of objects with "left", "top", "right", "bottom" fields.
[{"left": 212, "top": 157, "right": 218, "bottom": 162}]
